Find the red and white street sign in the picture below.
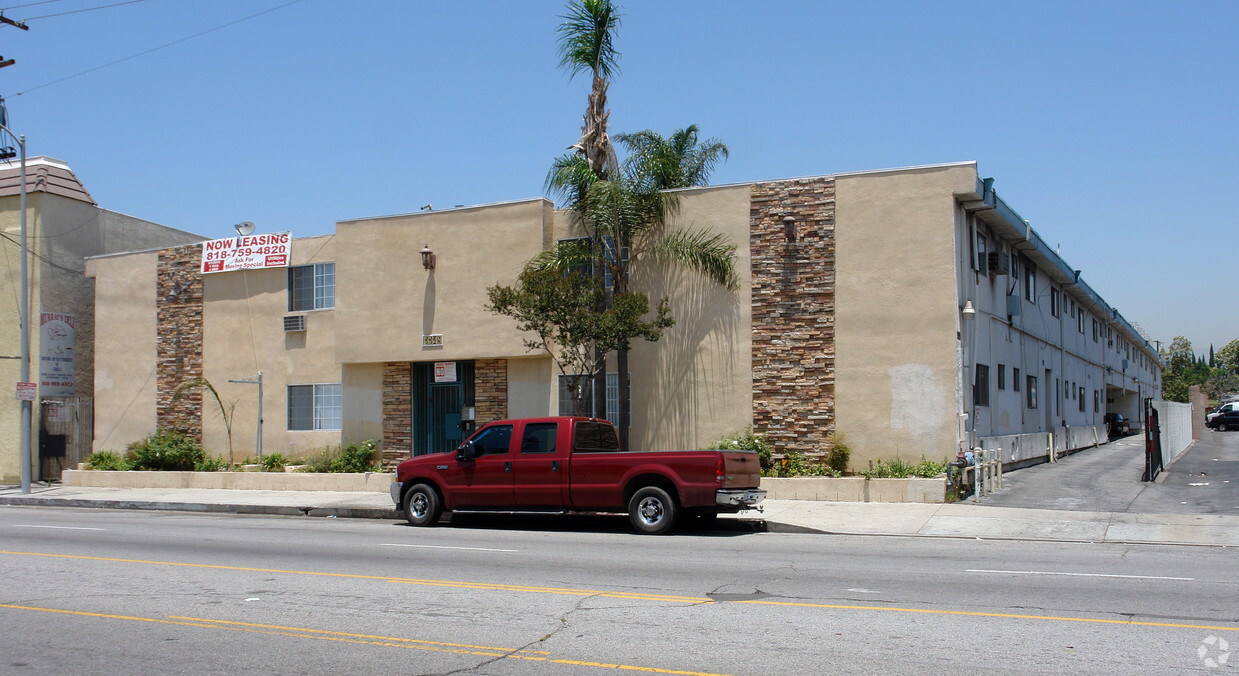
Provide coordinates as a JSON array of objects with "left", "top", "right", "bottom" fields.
[{"left": 15, "top": 382, "right": 36, "bottom": 401}]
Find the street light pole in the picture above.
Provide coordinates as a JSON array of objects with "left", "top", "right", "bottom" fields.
[{"left": 228, "top": 371, "right": 262, "bottom": 462}]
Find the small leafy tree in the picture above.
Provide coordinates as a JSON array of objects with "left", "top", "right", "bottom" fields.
[
  {"left": 172, "top": 376, "right": 238, "bottom": 466},
  {"left": 487, "top": 249, "right": 671, "bottom": 417}
]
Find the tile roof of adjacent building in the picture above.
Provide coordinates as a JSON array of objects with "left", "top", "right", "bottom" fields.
[{"left": 0, "top": 156, "right": 96, "bottom": 204}]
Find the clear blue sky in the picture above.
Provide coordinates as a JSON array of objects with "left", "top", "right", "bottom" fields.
[{"left": 2, "top": 0, "right": 1236, "bottom": 354}]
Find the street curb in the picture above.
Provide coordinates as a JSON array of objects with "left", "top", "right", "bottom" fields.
[{"left": 0, "top": 497, "right": 400, "bottom": 520}]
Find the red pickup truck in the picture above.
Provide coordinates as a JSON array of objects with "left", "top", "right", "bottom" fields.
[{"left": 390, "top": 416, "right": 765, "bottom": 534}]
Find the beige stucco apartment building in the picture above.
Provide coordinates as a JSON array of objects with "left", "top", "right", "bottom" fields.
[
  {"left": 84, "top": 161, "right": 1162, "bottom": 472},
  {"left": 1, "top": 157, "right": 204, "bottom": 482}
]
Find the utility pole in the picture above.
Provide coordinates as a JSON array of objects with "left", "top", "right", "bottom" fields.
[{"left": 3, "top": 14, "right": 33, "bottom": 492}]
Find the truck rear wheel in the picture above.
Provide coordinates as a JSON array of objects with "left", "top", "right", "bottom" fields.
[
  {"left": 403, "top": 483, "right": 442, "bottom": 527},
  {"left": 628, "top": 486, "right": 678, "bottom": 535}
]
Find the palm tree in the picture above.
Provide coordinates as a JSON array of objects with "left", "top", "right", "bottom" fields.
[
  {"left": 565, "top": 127, "right": 735, "bottom": 450},
  {"left": 554, "top": 0, "right": 623, "bottom": 419},
  {"left": 556, "top": 0, "right": 622, "bottom": 180}
]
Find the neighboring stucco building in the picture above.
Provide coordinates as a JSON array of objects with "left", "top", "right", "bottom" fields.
[
  {"left": 85, "top": 161, "right": 1162, "bottom": 472},
  {"left": 1, "top": 156, "right": 205, "bottom": 482}
]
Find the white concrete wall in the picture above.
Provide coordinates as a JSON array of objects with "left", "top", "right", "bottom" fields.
[{"left": 1153, "top": 400, "right": 1193, "bottom": 462}]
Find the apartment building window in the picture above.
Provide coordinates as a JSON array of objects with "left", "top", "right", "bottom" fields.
[
  {"left": 288, "top": 262, "right": 335, "bottom": 311},
  {"left": 1092, "top": 319, "right": 1099, "bottom": 342},
  {"left": 1078, "top": 309, "right": 1086, "bottom": 334},
  {"left": 287, "top": 383, "right": 342, "bottom": 431},
  {"left": 997, "top": 364, "right": 1006, "bottom": 390},
  {"left": 1094, "top": 390, "right": 1100, "bottom": 413},
  {"left": 1026, "top": 375, "right": 1038, "bottom": 409},
  {"left": 1023, "top": 261, "right": 1036, "bottom": 303},
  {"left": 1078, "top": 386, "right": 1086, "bottom": 412},
  {"left": 1014, "top": 368, "right": 1021, "bottom": 392},
  {"left": 1050, "top": 288, "right": 1060, "bottom": 318},
  {"left": 974, "top": 364, "right": 990, "bottom": 406},
  {"left": 1056, "top": 378, "right": 1061, "bottom": 416},
  {"left": 558, "top": 373, "right": 630, "bottom": 427},
  {"left": 557, "top": 236, "right": 625, "bottom": 289}
]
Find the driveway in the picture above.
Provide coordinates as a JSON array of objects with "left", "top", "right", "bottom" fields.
[{"left": 976, "top": 428, "right": 1239, "bottom": 515}]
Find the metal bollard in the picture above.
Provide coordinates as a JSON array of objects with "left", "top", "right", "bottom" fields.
[{"left": 973, "top": 447, "right": 1003, "bottom": 500}]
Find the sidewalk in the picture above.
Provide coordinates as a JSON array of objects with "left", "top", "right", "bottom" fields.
[
  {"left": 3, "top": 484, "right": 1237, "bottom": 546},
  {"left": 3, "top": 431, "right": 1235, "bottom": 546}
]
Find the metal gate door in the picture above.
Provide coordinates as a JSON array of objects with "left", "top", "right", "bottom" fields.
[
  {"left": 39, "top": 396, "right": 93, "bottom": 481},
  {"left": 426, "top": 383, "right": 463, "bottom": 454}
]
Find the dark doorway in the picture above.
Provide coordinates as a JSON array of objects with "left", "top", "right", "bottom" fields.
[{"left": 413, "top": 361, "right": 475, "bottom": 455}]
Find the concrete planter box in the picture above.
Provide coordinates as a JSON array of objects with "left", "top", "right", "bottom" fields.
[
  {"left": 62, "top": 469, "right": 393, "bottom": 493},
  {"left": 762, "top": 476, "right": 946, "bottom": 503}
]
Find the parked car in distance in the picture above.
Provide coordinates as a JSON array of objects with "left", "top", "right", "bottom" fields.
[
  {"left": 390, "top": 416, "right": 766, "bottom": 534},
  {"left": 1206, "top": 408, "right": 1239, "bottom": 431},
  {"left": 1206, "top": 401, "right": 1239, "bottom": 423},
  {"left": 1104, "top": 412, "right": 1130, "bottom": 437}
]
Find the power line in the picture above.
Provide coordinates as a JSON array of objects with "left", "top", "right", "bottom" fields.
[
  {"left": 21, "top": 0, "right": 148, "bottom": 22},
  {"left": 0, "top": 1, "right": 67, "bottom": 11},
  {"left": 9, "top": 0, "right": 307, "bottom": 97}
]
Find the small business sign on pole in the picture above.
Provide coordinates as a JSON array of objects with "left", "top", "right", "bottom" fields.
[{"left": 15, "top": 381, "right": 36, "bottom": 401}]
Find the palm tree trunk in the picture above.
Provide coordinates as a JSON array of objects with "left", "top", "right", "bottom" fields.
[
  {"left": 617, "top": 346, "right": 629, "bottom": 451},
  {"left": 592, "top": 257, "right": 608, "bottom": 421}
]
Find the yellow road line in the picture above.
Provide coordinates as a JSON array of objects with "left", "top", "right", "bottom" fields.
[
  {"left": 0, "top": 550, "right": 703, "bottom": 603},
  {"left": 735, "top": 600, "right": 1239, "bottom": 633},
  {"left": 3, "top": 549, "right": 1237, "bottom": 634},
  {"left": 0, "top": 604, "right": 734, "bottom": 676}
]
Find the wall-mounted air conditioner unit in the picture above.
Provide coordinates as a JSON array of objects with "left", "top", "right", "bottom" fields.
[
  {"left": 987, "top": 251, "right": 1011, "bottom": 276},
  {"left": 283, "top": 315, "right": 306, "bottom": 332}
]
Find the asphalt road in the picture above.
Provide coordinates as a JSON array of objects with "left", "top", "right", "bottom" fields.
[{"left": 2, "top": 506, "right": 1236, "bottom": 674}]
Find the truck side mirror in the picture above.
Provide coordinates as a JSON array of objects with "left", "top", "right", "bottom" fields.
[{"left": 456, "top": 440, "right": 480, "bottom": 461}]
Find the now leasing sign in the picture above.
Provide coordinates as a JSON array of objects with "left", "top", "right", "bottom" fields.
[{"left": 201, "top": 232, "right": 292, "bottom": 274}]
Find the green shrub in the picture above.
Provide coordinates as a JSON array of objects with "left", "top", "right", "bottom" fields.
[
  {"left": 912, "top": 457, "right": 949, "bottom": 478},
  {"left": 196, "top": 455, "right": 229, "bottom": 472},
  {"left": 261, "top": 452, "right": 288, "bottom": 472},
  {"left": 770, "top": 450, "right": 840, "bottom": 478},
  {"left": 125, "top": 429, "right": 206, "bottom": 471},
  {"left": 704, "top": 427, "right": 773, "bottom": 471},
  {"left": 85, "top": 450, "right": 130, "bottom": 471},
  {"left": 297, "top": 440, "right": 379, "bottom": 473},
  {"left": 861, "top": 456, "right": 948, "bottom": 479},
  {"left": 825, "top": 433, "right": 851, "bottom": 474}
]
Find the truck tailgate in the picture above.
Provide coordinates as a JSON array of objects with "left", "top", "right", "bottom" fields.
[{"left": 720, "top": 451, "right": 761, "bottom": 488}]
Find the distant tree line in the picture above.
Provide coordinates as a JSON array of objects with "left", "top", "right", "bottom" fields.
[{"left": 1160, "top": 337, "right": 1239, "bottom": 404}]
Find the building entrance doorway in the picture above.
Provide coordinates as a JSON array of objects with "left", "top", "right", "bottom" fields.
[{"left": 413, "top": 361, "right": 475, "bottom": 455}]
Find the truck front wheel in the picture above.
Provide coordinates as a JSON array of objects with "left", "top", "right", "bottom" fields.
[
  {"left": 403, "top": 483, "right": 442, "bottom": 527},
  {"left": 628, "top": 486, "right": 678, "bottom": 535}
]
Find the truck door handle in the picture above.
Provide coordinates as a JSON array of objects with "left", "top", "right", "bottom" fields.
[
  {"left": 551, "top": 461, "right": 559, "bottom": 472},
  {"left": 505, "top": 462, "right": 512, "bottom": 472}
]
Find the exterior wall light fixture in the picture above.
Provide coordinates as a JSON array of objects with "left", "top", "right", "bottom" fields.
[
  {"left": 962, "top": 300, "right": 976, "bottom": 320},
  {"left": 782, "top": 215, "right": 797, "bottom": 243},
  {"left": 420, "top": 245, "right": 436, "bottom": 270}
]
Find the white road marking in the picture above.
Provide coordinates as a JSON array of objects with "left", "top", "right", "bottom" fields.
[
  {"left": 381, "top": 543, "right": 519, "bottom": 553},
  {"left": 967, "top": 569, "right": 1193, "bottom": 581},
  {"left": 846, "top": 588, "right": 882, "bottom": 594},
  {"left": 12, "top": 525, "right": 104, "bottom": 531}
]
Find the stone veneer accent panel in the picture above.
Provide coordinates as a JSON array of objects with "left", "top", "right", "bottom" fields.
[
  {"left": 155, "top": 245, "right": 205, "bottom": 440},
  {"left": 381, "top": 362, "right": 412, "bottom": 469},
  {"left": 750, "top": 178, "right": 837, "bottom": 456},
  {"left": 474, "top": 359, "right": 508, "bottom": 425}
]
